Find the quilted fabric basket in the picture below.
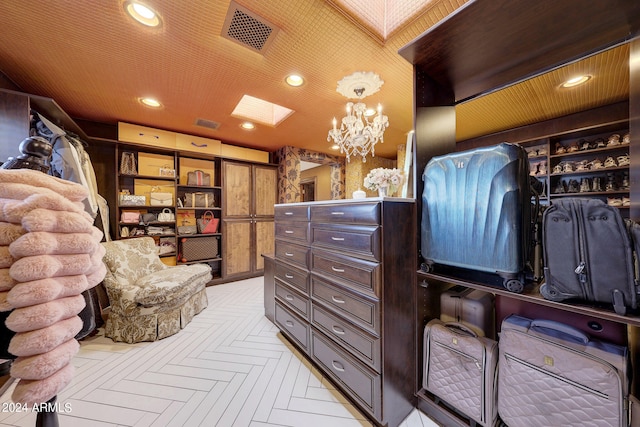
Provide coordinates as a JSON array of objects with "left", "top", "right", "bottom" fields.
[{"left": 180, "top": 236, "right": 219, "bottom": 262}]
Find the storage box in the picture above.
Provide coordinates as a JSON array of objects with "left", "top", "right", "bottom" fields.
[{"left": 180, "top": 236, "right": 219, "bottom": 262}]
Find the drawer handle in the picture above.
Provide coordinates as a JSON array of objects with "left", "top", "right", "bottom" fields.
[
  {"left": 331, "top": 296, "right": 345, "bottom": 304},
  {"left": 331, "top": 237, "right": 345, "bottom": 241},
  {"left": 332, "top": 325, "right": 346, "bottom": 335},
  {"left": 331, "top": 266, "right": 345, "bottom": 273},
  {"left": 284, "top": 212, "right": 294, "bottom": 216},
  {"left": 331, "top": 211, "right": 345, "bottom": 216},
  {"left": 285, "top": 230, "right": 294, "bottom": 234},
  {"left": 138, "top": 132, "right": 159, "bottom": 139},
  {"left": 190, "top": 141, "right": 208, "bottom": 148},
  {"left": 285, "top": 252, "right": 294, "bottom": 257},
  {"left": 285, "top": 294, "right": 294, "bottom": 301},
  {"left": 285, "top": 320, "right": 294, "bottom": 328},
  {"left": 285, "top": 273, "right": 294, "bottom": 279},
  {"left": 332, "top": 361, "right": 345, "bottom": 372}
]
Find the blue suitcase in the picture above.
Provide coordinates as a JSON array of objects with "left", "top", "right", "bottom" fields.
[{"left": 421, "top": 143, "right": 533, "bottom": 292}]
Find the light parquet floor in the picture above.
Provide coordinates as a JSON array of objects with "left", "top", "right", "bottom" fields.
[{"left": 0, "top": 277, "right": 438, "bottom": 427}]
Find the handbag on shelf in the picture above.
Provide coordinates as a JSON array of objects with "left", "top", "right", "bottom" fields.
[
  {"left": 119, "top": 194, "right": 146, "bottom": 206},
  {"left": 159, "top": 164, "right": 176, "bottom": 177},
  {"left": 177, "top": 225, "right": 197, "bottom": 235},
  {"left": 120, "top": 211, "right": 140, "bottom": 223},
  {"left": 158, "top": 238, "right": 176, "bottom": 255},
  {"left": 150, "top": 186, "right": 173, "bottom": 206},
  {"left": 184, "top": 192, "right": 215, "bottom": 208},
  {"left": 180, "top": 236, "right": 219, "bottom": 262},
  {"left": 157, "top": 208, "right": 175, "bottom": 222},
  {"left": 187, "top": 170, "right": 211, "bottom": 186},
  {"left": 197, "top": 211, "right": 220, "bottom": 234},
  {"left": 120, "top": 152, "right": 137, "bottom": 175},
  {"left": 141, "top": 212, "right": 156, "bottom": 225}
]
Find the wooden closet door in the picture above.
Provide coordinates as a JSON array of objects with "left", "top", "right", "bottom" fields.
[
  {"left": 223, "top": 161, "right": 251, "bottom": 218},
  {"left": 223, "top": 219, "right": 252, "bottom": 277},
  {"left": 254, "top": 165, "right": 277, "bottom": 217}
]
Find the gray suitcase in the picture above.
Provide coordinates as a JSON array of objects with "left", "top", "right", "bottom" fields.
[
  {"left": 498, "top": 314, "right": 630, "bottom": 427},
  {"left": 440, "top": 285, "right": 495, "bottom": 339},
  {"left": 423, "top": 319, "right": 498, "bottom": 427}
]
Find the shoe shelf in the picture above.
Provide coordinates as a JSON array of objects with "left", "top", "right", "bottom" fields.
[{"left": 549, "top": 165, "right": 629, "bottom": 176}]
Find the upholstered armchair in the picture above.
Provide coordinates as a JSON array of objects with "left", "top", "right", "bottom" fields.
[{"left": 101, "top": 237, "right": 211, "bottom": 343}]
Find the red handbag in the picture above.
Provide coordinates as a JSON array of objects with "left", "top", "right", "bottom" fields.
[{"left": 197, "top": 211, "right": 219, "bottom": 234}]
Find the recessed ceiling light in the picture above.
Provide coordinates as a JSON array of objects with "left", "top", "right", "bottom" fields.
[
  {"left": 561, "top": 75, "right": 591, "bottom": 88},
  {"left": 331, "top": 144, "right": 340, "bottom": 150},
  {"left": 140, "top": 97, "right": 162, "bottom": 108},
  {"left": 364, "top": 108, "right": 376, "bottom": 117},
  {"left": 285, "top": 74, "right": 304, "bottom": 87},
  {"left": 240, "top": 122, "right": 255, "bottom": 130},
  {"left": 124, "top": 1, "right": 161, "bottom": 27}
]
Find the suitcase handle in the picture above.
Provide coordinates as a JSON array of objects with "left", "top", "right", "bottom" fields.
[
  {"left": 444, "top": 322, "right": 478, "bottom": 338},
  {"left": 530, "top": 319, "right": 589, "bottom": 344}
]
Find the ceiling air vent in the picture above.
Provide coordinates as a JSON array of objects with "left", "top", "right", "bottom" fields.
[
  {"left": 222, "top": 1, "right": 278, "bottom": 53},
  {"left": 195, "top": 118, "right": 220, "bottom": 130}
]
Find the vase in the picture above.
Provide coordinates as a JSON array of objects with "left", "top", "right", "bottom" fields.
[{"left": 377, "top": 187, "right": 387, "bottom": 197}]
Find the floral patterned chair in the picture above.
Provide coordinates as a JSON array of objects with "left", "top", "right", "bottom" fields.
[{"left": 101, "top": 237, "right": 211, "bottom": 343}]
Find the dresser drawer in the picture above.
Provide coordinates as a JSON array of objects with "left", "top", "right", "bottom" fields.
[
  {"left": 175, "top": 132, "right": 221, "bottom": 155},
  {"left": 118, "top": 122, "right": 176, "bottom": 149},
  {"left": 275, "top": 205, "right": 309, "bottom": 222},
  {"left": 311, "top": 224, "right": 380, "bottom": 261},
  {"left": 275, "top": 280, "right": 310, "bottom": 319},
  {"left": 311, "top": 275, "right": 379, "bottom": 334},
  {"left": 311, "top": 330, "right": 381, "bottom": 419},
  {"left": 275, "top": 222, "right": 310, "bottom": 244},
  {"left": 311, "top": 305, "right": 381, "bottom": 372},
  {"left": 275, "top": 302, "right": 309, "bottom": 353},
  {"left": 311, "top": 249, "right": 380, "bottom": 297},
  {"left": 275, "top": 241, "right": 309, "bottom": 269},
  {"left": 311, "top": 203, "right": 379, "bottom": 225},
  {"left": 274, "top": 262, "right": 309, "bottom": 294}
]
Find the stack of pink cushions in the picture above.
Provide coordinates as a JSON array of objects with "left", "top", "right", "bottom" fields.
[{"left": 0, "top": 169, "right": 106, "bottom": 405}]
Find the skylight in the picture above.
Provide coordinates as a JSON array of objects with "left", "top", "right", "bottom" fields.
[{"left": 231, "top": 95, "right": 294, "bottom": 127}]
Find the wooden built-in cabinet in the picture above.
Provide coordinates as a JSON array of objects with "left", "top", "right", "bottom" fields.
[
  {"left": 272, "top": 199, "right": 416, "bottom": 427},
  {"left": 399, "top": 1, "right": 640, "bottom": 426},
  {"left": 222, "top": 160, "right": 277, "bottom": 279}
]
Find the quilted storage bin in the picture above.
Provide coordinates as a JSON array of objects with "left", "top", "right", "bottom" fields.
[{"left": 180, "top": 236, "right": 219, "bottom": 262}]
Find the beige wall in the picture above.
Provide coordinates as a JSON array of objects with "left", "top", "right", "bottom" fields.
[{"left": 301, "top": 163, "right": 332, "bottom": 201}]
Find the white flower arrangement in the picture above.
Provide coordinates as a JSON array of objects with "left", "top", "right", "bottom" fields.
[{"left": 363, "top": 167, "right": 404, "bottom": 193}]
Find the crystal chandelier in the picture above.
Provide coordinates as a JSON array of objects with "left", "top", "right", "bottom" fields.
[{"left": 327, "top": 72, "right": 389, "bottom": 162}]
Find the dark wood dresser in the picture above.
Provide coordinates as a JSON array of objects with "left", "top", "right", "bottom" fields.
[{"left": 272, "top": 198, "right": 416, "bottom": 427}]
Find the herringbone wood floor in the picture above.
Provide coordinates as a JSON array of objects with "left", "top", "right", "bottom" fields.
[{"left": 0, "top": 277, "right": 437, "bottom": 427}]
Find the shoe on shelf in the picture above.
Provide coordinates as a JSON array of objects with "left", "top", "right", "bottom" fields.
[
  {"left": 591, "top": 159, "right": 604, "bottom": 170},
  {"left": 579, "top": 178, "right": 591, "bottom": 193},
  {"left": 575, "top": 160, "right": 589, "bottom": 171},
  {"left": 567, "top": 143, "right": 579, "bottom": 153},
  {"left": 579, "top": 139, "right": 591, "bottom": 151},
  {"left": 592, "top": 177, "right": 603, "bottom": 192},
  {"left": 607, "top": 134, "right": 621, "bottom": 146},
  {"left": 538, "top": 161, "right": 547, "bottom": 175},
  {"left": 538, "top": 147, "right": 548, "bottom": 156},
  {"left": 555, "top": 143, "right": 566, "bottom": 154},
  {"left": 527, "top": 149, "right": 538, "bottom": 158},
  {"left": 567, "top": 179, "right": 579, "bottom": 193},
  {"left": 622, "top": 133, "right": 630, "bottom": 144},
  {"left": 530, "top": 162, "right": 539, "bottom": 175},
  {"left": 617, "top": 154, "right": 630, "bottom": 167},
  {"left": 607, "top": 197, "right": 623, "bottom": 207},
  {"left": 623, "top": 197, "right": 630, "bottom": 207},
  {"left": 605, "top": 174, "right": 618, "bottom": 192},
  {"left": 622, "top": 172, "right": 630, "bottom": 190},
  {"left": 563, "top": 162, "right": 575, "bottom": 173},
  {"left": 552, "top": 163, "right": 563, "bottom": 174},
  {"left": 594, "top": 138, "right": 606, "bottom": 148},
  {"left": 553, "top": 180, "right": 566, "bottom": 194},
  {"left": 604, "top": 156, "right": 617, "bottom": 168}
]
